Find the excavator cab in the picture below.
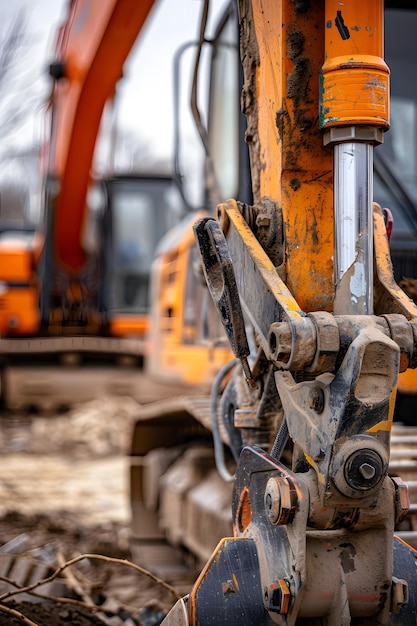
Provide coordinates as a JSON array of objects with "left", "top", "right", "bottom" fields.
[{"left": 100, "top": 173, "right": 184, "bottom": 338}]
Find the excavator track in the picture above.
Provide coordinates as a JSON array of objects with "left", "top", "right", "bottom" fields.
[
  {"left": 390, "top": 422, "right": 417, "bottom": 546},
  {"left": 130, "top": 394, "right": 234, "bottom": 576},
  {"left": 131, "top": 395, "right": 228, "bottom": 441}
]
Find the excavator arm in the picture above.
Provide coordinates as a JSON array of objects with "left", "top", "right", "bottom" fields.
[
  {"left": 162, "top": 1, "right": 417, "bottom": 624},
  {"left": 43, "top": 0, "right": 155, "bottom": 318}
]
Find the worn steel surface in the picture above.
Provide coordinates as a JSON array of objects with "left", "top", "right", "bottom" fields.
[{"left": 239, "top": 0, "right": 334, "bottom": 312}]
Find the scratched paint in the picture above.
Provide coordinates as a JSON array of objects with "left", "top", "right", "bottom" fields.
[{"left": 350, "top": 261, "right": 366, "bottom": 305}]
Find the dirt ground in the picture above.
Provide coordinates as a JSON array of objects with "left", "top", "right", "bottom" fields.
[
  {"left": 0, "top": 509, "right": 177, "bottom": 626},
  {"left": 0, "top": 397, "right": 184, "bottom": 626},
  {"left": 0, "top": 601, "right": 109, "bottom": 626}
]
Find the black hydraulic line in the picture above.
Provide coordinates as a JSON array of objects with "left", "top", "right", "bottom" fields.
[
  {"left": 172, "top": 40, "right": 199, "bottom": 212},
  {"left": 191, "top": 0, "right": 222, "bottom": 206},
  {"left": 210, "top": 357, "right": 238, "bottom": 482}
]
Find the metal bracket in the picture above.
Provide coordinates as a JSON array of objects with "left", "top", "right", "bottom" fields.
[{"left": 194, "top": 217, "right": 256, "bottom": 387}]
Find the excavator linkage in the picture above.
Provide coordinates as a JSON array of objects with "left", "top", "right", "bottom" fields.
[{"left": 161, "top": 0, "right": 417, "bottom": 623}]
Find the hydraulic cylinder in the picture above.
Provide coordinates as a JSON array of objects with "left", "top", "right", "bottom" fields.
[{"left": 320, "top": 0, "right": 389, "bottom": 314}]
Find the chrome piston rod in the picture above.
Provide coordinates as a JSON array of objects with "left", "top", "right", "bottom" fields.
[{"left": 333, "top": 140, "right": 374, "bottom": 315}]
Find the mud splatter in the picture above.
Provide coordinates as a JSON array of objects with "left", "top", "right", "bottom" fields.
[{"left": 238, "top": 1, "right": 261, "bottom": 201}]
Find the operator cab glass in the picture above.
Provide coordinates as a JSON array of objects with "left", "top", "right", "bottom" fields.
[{"left": 104, "top": 175, "right": 183, "bottom": 315}]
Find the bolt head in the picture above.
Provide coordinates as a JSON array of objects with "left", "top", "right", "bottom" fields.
[
  {"left": 267, "top": 580, "right": 291, "bottom": 614},
  {"left": 264, "top": 476, "right": 297, "bottom": 525},
  {"left": 264, "top": 478, "right": 281, "bottom": 524},
  {"left": 358, "top": 462, "right": 376, "bottom": 480},
  {"left": 308, "top": 387, "right": 325, "bottom": 413},
  {"left": 344, "top": 449, "right": 384, "bottom": 491}
]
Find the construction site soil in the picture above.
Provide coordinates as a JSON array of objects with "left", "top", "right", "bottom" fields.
[
  {"left": 0, "top": 397, "right": 186, "bottom": 626},
  {"left": 0, "top": 601, "right": 108, "bottom": 626}
]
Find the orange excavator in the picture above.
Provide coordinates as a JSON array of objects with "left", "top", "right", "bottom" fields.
[
  {"left": 1, "top": 0, "right": 417, "bottom": 622},
  {"left": 1, "top": 0, "right": 154, "bottom": 338},
  {"left": 155, "top": 0, "right": 417, "bottom": 624},
  {"left": 0, "top": 0, "right": 231, "bottom": 410},
  {"left": 40, "top": 0, "right": 157, "bottom": 335}
]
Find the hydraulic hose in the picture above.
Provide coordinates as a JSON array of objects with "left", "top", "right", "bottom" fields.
[{"left": 210, "top": 358, "right": 239, "bottom": 482}]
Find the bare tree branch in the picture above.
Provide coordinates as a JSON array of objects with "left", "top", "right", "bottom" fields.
[
  {"left": 0, "top": 10, "right": 28, "bottom": 92},
  {"left": 0, "top": 552, "right": 182, "bottom": 604},
  {"left": 0, "top": 604, "right": 39, "bottom": 626},
  {"left": 0, "top": 8, "right": 42, "bottom": 155}
]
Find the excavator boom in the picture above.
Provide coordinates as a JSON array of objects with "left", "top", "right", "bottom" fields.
[{"left": 47, "top": 0, "right": 155, "bottom": 271}]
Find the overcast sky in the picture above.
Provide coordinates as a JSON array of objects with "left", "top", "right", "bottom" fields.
[{"left": 0, "top": 0, "right": 229, "bottom": 168}]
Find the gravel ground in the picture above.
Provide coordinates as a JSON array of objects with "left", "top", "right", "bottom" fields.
[{"left": 0, "top": 397, "right": 184, "bottom": 626}]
